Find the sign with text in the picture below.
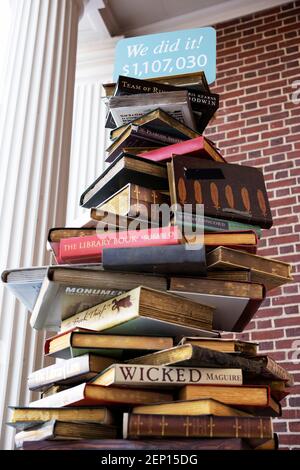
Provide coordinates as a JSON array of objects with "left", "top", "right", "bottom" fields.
[{"left": 113, "top": 27, "right": 216, "bottom": 84}]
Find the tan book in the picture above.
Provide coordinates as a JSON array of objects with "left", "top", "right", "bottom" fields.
[
  {"left": 178, "top": 385, "right": 280, "bottom": 416},
  {"left": 45, "top": 330, "right": 173, "bottom": 359},
  {"left": 206, "top": 270, "right": 254, "bottom": 282},
  {"left": 110, "top": 108, "right": 200, "bottom": 141},
  {"left": 15, "top": 420, "right": 117, "bottom": 446},
  {"left": 206, "top": 246, "right": 293, "bottom": 290},
  {"left": 8, "top": 406, "right": 114, "bottom": 430},
  {"left": 132, "top": 398, "right": 251, "bottom": 417},
  {"left": 29, "top": 383, "right": 172, "bottom": 408},
  {"left": 92, "top": 363, "right": 242, "bottom": 388},
  {"left": 60, "top": 287, "right": 214, "bottom": 338},
  {"left": 98, "top": 183, "right": 170, "bottom": 220},
  {"left": 179, "top": 337, "right": 258, "bottom": 356}
]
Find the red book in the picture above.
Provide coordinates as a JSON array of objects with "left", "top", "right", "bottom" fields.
[
  {"left": 137, "top": 136, "right": 226, "bottom": 163},
  {"left": 57, "top": 226, "right": 182, "bottom": 264}
]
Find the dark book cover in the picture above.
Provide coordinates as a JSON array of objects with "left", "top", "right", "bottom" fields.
[
  {"left": 168, "top": 156, "right": 273, "bottom": 229},
  {"left": 102, "top": 243, "right": 206, "bottom": 275}
]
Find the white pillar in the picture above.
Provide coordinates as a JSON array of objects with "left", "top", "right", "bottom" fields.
[
  {"left": 66, "top": 34, "right": 120, "bottom": 224},
  {"left": 0, "top": 0, "right": 86, "bottom": 449}
]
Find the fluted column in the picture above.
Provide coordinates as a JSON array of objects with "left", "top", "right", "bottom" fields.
[{"left": 0, "top": 0, "right": 86, "bottom": 449}]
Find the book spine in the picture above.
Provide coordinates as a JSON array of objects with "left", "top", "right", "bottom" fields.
[
  {"left": 112, "top": 364, "right": 243, "bottom": 386},
  {"left": 29, "top": 383, "right": 86, "bottom": 408},
  {"left": 28, "top": 355, "right": 90, "bottom": 391},
  {"left": 124, "top": 414, "right": 273, "bottom": 439},
  {"left": 264, "top": 357, "right": 294, "bottom": 385},
  {"left": 59, "top": 226, "right": 181, "bottom": 263},
  {"left": 135, "top": 127, "right": 184, "bottom": 144},
  {"left": 60, "top": 288, "right": 141, "bottom": 332}
]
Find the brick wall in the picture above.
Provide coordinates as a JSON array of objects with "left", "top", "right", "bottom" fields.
[{"left": 205, "top": 1, "right": 300, "bottom": 449}]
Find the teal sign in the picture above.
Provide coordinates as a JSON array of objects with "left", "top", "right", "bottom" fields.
[{"left": 113, "top": 27, "right": 216, "bottom": 84}]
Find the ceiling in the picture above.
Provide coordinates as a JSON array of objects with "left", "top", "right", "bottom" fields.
[{"left": 99, "top": 0, "right": 230, "bottom": 36}]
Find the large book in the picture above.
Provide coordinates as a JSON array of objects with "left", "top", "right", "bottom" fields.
[
  {"left": 56, "top": 226, "right": 181, "bottom": 264},
  {"left": 29, "top": 383, "right": 173, "bottom": 408},
  {"left": 137, "top": 136, "right": 225, "bottom": 163},
  {"left": 80, "top": 153, "right": 168, "bottom": 208},
  {"left": 112, "top": 75, "right": 219, "bottom": 133},
  {"left": 27, "top": 353, "right": 116, "bottom": 391},
  {"left": 167, "top": 156, "right": 273, "bottom": 229},
  {"left": 103, "top": 71, "right": 211, "bottom": 97},
  {"left": 168, "top": 276, "right": 265, "bottom": 331},
  {"left": 109, "top": 108, "right": 200, "bottom": 142},
  {"left": 15, "top": 420, "right": 117, "bottom": 447},
  {"left": 123, "top": 413, "right": 273, "bottom": 440},
  {"left": 132, "top": 398, "right": 251, "bottom": 417},
  {"left": 127, "top": 344, "right": 294, "bottom": 385},
  {"left": 108, "top": 91, "right": 196, "bottom": 129},
  {"left": 60, "top": 287, "right": 214, "bottom": 337},
  {"left": 102, "top": 243, "right": 207, "bottom": 275},
  {"left": 45, "top": 329, "right": 173, "bottom": 360},
  {"left": 206, "top": 246, "right": 293, "bottom": 291},
  {"left": 8, "top": 406, "right": 114, "bottom": 431},
  {"left": 91, "top": 363, "right": 243, "bottom": 388},
  {"left": 179, "top": 337, "right": 258, "bottom": 356},
  {"left": 177, "top": 384, "right": 280, "bottom": 416},
  {"left": 30, "top": 266, "right": 167, "bottom": 331}
]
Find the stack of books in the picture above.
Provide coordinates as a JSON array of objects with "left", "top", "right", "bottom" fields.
[{"left": 3, "top": 71, "right": 294, "bottom": 451}]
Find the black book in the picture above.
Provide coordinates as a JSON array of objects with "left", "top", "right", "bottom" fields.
[
  {"left": 105, "top": 75, "right": 219, "bottom": 133},
  {"left": 102, "top": 243, "right": 206, "bottom": 275},
  {"left": 80, "top": 153, "right": 168, "bottom": 208}
]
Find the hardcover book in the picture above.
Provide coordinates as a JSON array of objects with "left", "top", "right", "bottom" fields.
[
  {"left": 57, "top": 226, "right": 181, "bottom": 264},
  {"left": 80, "top": 153, "right": 168, "bottom": 208},
  {"left": 137, "top": 136, "right": 226, "bottom": 163},
  {"left": 167, "top": 156, "right": 273, "bottom": 229},
  {"left": 15, "top": 420, "right": 117, "bottom": 447},
  {"left": 27, "top": 353, "right": 116, "bottom": 391},
  {"left": 168, "top": 277, "right": 265, "bottom": 332},
  {"left": 8, "top": 406, "right": 114, "bottom": 430},
  {"left": 132, "top": 398, "right": 251, "bottom": 417},
  {"left": 60, "top": 286, "right": 214, "bottom": 337},
  {"left": 29, "top": 383, "right": 173, "bottom": 408},
  {"left": 102, "top": 243, "right": 207, "bottom": 275},
  {"left": 123, "top": 413, "right": 273, "bottom": 439},
  {"left": 109, "top": 108, "right": 200, "bottom": 142},
  {"left": 45, "top": 330, "right": 173, "bottom": 360},
  {"left": 30, "top": 266, "right": 167, "bottom": 331},
  {"left": 91, "top": 363, "right": 243, "bottom": 387},
  {"left": 108, "top": 91, "right": 196, "bottom": 129},
  {"left": 178, "top": 337, "right": 258, "bottom": 356},
  {"left": 103, "top": 71, "right": 211, "bottom": 97},
  {"left": 177, "top": 384, "right": 280, "bottom": 416},
  {"left": 127, "top": 344, "right": 293, "bottom": 385},
  {"left": 206, "top": 246, "right": 293, "bottom": 291}
]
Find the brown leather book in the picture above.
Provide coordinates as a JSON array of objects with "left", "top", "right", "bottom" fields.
[
  {"left": 206, "top": 246, "right": 293, "bottom": 290},
  {"left": 123, "top": 413, "right": 273, "bottom": 439},
  {"left": 179, "top": 337, "right": 258, "bottom": 356},
  {"left": 178, "top": 384, "right": 280, "bottom": 416}
]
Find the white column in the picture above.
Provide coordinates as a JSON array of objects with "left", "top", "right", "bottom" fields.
[
  {"left": 66, "top": 35, "right": 120, "bottom": 224},
  {"left": 0, "top": 0, "right": 86, "bottom": 449}
]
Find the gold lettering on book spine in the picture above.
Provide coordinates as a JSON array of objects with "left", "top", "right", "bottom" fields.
[
  {"left": 159, "top": 416, "right": 168, "bottom": 436},
  {"left": 233, "top": 418, "right": 242, "bottom": 437},
  {"left": 183, "top": 417, "right": 193, "bottom": 437}
]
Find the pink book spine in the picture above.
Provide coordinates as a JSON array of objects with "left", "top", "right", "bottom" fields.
[{"left": 58, "top": 226, "right": 181, "bottom": 263}]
